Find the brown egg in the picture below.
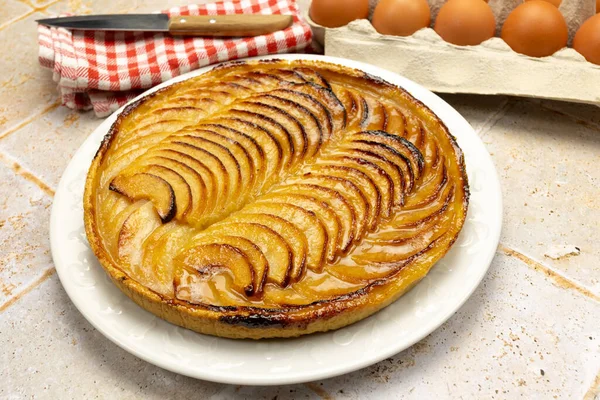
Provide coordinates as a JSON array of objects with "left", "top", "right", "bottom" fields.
[
  {"left": 501, "top": 1, "right": 568, "bottom": 57},
  {"left": 434, "top": 0, "right": 496, "bottom": 46},
  {"left": 597, "top": 0, "right": 599, "bottom": 13},
  {"left": 573, "top": 13, "right": 600, "bottom": 65},
  {"left": 372, "top": 0, "right": 431, "bottom": 37},
  {"left": 309, "top": 0, "right": 370, "bottom": 28},
  {"left": 524, "top": 0, "right": 562, "bottom": 7}
]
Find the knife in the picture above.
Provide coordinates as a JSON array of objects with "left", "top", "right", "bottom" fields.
[{"left": 36, "top": 14, "right": 294, "bottom": 37}]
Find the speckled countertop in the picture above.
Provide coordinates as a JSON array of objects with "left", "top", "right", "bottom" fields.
[{"left": 1, "top": 1, "right": 599, "bottom": 399}]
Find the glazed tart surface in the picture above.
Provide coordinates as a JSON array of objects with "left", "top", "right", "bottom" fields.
[{"left": 84, "top": 59, "right": 469, "bottom": 339}]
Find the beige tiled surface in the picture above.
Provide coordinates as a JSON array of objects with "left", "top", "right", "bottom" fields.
[
  {"left": 0, "top": 1, "right": 599, "bottom": 399},
  {"left": 0, "top": 0, "right": 31, "bottom": 26},
  {"left": 0, "top": 12, "right": 59, "bottom": 135}
]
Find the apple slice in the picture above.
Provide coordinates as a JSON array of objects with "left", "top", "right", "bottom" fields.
[
  {"left": 168, "top": 135, "right": 242, "bottom": 206},
  {"left": 152, "top": 148, "right": 218, "bottom": 219},
  {"left": 242, "top": 201, "right": 328, "bottom": 273},
  {"left": 246, "top": 71, "right": 286, "bottom": 86},
  {"left": 133, "top": 164, "right": 192, "bottom": 221},
  {"left": 208, "top": 114, "right": 285, "bottom": 177},
  {"left": 335, "top": 147, "right": 405, "bottom": 207},
  {"left": 272, "top": 68, "right": 310, "bottom": 84},
  {"left": 303, "top": 164, "right": 381, "bottom": 231},
  {"left": 383, "top": 106, "right": 407, "bottom": 137},
  {"left": 246, "top": 95, "right": 323, "bottom": 157},
  {"left": 324, "top": 155, "right": 394, "bottom": 219},
  {"left": 401, "top": 164, "right": 450, "bottom": 212},
  {"left": 219, "top": 212, "right": 307, "bottom": 282},
  {"left": 182, "top": 235, "right": 268, "bottom": 295},
  {"left": 257, "top": 192, "right": 341, "bottom": 263},
  {"left": 362, "top": 98, "right": 388, "bottom": 131},
  {"left": 110, "top": 172, "right": 175, "bottom": 222},
  {"left": 117, "top": 201, "right": 161, "bottom": 270},
  {"left": 183, "top": 128, "right": 255, "bottom": 192},
  {"left": 341, "top": 139, "right": 416, "bottom": 194},
  {"left": 195, "top": 123, "right": 266, "bottom": 187},
  {"left": 346, "top": 91, "right": 369, "bottom": 130},
  {"left": 353, "top": 227, "right": 449, "bottom": 266},
  {"left": 176, "top": 243, "right": 255, "bottom": 296},
  {"left": 143, "top": 156, "right": 209, "bottom": 223},
  {"left": 294, "top": 67, "right": 332, "bottom": 90},
  {"left": 268, "top": 88, "right": 334, "bottom": 139},
  {"left": 290, "top": 82, "right": 347, "bottom": 132},
  {"left": 231, "top": 102, "right": 306, "bottom": 165},
  {"left": 272, "top": 183, "right": 355, "bottom": 255},
  {"left": 351, "top": 131, "right": 424, "bottom": 181},
  {"left": 285, "top": 173, "right": 369, "bottom": 242},
  {"left": 161, "top": 141, "right": 230, "bottom": 213},
  {"left": 206, "top": 222, "right": 293, "bottom": 287}
]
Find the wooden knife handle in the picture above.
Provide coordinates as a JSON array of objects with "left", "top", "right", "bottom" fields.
[{"left": 168, "top": 15, "right": 293, "bottom": 37}]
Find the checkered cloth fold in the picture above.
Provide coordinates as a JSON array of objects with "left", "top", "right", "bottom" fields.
[{"left": 38, "top": 0, "right": 313, "bottom": 117}]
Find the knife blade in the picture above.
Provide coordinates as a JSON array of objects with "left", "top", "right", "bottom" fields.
[{"left": 36, "top": 14, "right": 294, "bottom": 37}]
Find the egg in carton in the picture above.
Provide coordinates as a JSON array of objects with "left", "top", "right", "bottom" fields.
[{"left": 304, "top": 0, "right": 599, "bottom": 106}]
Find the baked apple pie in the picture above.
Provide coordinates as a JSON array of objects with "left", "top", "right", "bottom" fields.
[{"left": 84, "top": 59, "right": 469, "bottom": 339}]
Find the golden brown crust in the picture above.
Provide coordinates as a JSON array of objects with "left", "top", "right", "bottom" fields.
[{"left": 84, "top": 59, "right": 469, "bottom": 339}]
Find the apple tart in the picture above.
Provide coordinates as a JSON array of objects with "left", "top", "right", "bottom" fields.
[{"left": 84, "top": 59, "right": 469, "bottom": 339}]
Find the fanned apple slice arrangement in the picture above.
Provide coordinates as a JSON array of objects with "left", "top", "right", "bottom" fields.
[{"left": 84, "top": 60, "right": 469, "bottom": 339}]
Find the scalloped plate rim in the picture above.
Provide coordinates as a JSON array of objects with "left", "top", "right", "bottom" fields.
[{"left": 50, "top": 54, "right": 502, "bottom": 386}]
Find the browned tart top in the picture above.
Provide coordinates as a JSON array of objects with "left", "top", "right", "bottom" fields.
[{"left": 85, "top": 59, "right": 468, "bottom": 314}]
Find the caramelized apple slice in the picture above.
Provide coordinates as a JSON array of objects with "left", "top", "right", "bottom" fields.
[
  {"left": 167, "top": 135, "right": 242, "bottom": 205},
  {"left": 338, "top": 147, "right": 405, "bottom": 207},
  {"left": 179, "top": 129, "right": 255, "bottom": 193},
  {"left": 176, "top": 243, "right": 255, "bottom": 296},
  {"left": 138, "top": 157, "right": 202, "bottom": 221},
  {"left": 184, "top": 235, "right": 268, "bottom": 294},
  {"left": 268, "top": 88, "right": 334, "bottom": 138},
  {"left": 109, "top": 173, "right": 175, "bottom": 222},
  {"left": 351, "top": 131, "right": 424, "bottom": 182},
  {"left": 161, "top": 141, "right": 229, "bottom": 213},
  {"left": 206, "top": 222, "right": 293, "bottom": 287},
  {"left": 257, "top": 192, "right": 341, "bottom": 263},
  {"left": 353, "top": 227, "right": 449, "bottom": 266},
  {"left": 229, "top": 102, "right": 305, "bottom": 165},
  {"left": 294, "top": 67, "right": 332, "bottom": 90},
  {"left": 209, "top": 114, "right": 285, "bottom": 176},
  {"left": 219, "top": 213, "right": 307, "bottom": 282},
  {"left": 243, "top": 202, "right": 328, "bottom": 273},
  {"left": 136, "top": 164, "right": 191, "bottom": 220},
  {"left": 195, "top": 123, "right": 266, "bottom": 187},
  {"left": 285, "top": 172, "right": 369, "bottom": 241},
  {"left": 340, "top": 139, "right": 416, "bottom": 194},
  {"left": 306, "top": 164, "right": 381, "bottom": 230},
  {"left": 358, "top": 98, "right": 387, "bottom": 131},
  {"left": 384, "top": 106, "right": 407, "bottom": 137},
  {"left": 272, "top": 183, "right": 355, "bottom": 254},
  {"left": 324, "top": 155, "right": 394, "bottom": 219},
  {"left": 152, "top": 148, "right": 218, "bottom": 218},
  {"left": 117, "top": 201, "right": 161, "bottom": 269},
  {"left": 247, "top": 95, "right": 323, "bottom": 157}
]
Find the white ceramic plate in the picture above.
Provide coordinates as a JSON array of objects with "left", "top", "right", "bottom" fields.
[{"left": 50, "top": 54, "right": 502, "bottom": 386}]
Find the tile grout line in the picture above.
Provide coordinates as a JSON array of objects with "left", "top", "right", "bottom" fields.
[
  {"left": 0, "top": 151, "right": 55, "bottom": 197},
  {"left": 0, "top": 100, "right": 61, "bottom": 141},
  {"left": 475, "top": 98, "right": 512, "bottom": 140},
  {"left": 498, "top": 244, "right": 600, "bottom": 303},
  {"left": 0, "top": 0, "right": 61, "bottom": 32},
  {"left": 584, "top": 369, "right": 600, "bottom": 400},
  {"left": 0, "top": 267, "right": 56, "bottom": 313}
]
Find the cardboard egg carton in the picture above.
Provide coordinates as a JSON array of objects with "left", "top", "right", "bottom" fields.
[{"left": 304, "top": 0, "right": 600, "bottom": 106}]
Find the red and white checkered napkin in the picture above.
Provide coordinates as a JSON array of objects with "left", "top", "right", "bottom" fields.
[{"left": 38, "top": 0, "right": 313, "bottom": 117}]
